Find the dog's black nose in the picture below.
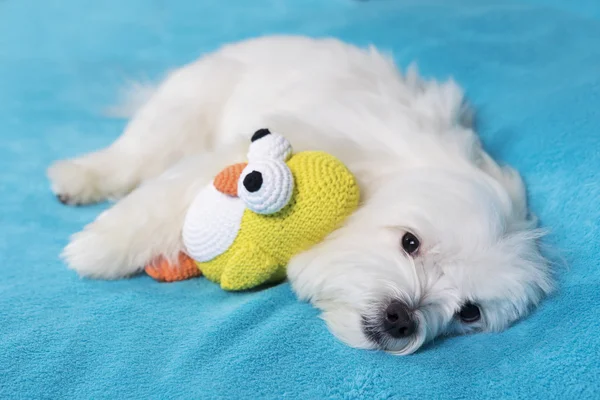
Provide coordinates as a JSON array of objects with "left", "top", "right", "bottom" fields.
[
  {"left": 383, "top": 301, "right": 416, "bottom": 338},
  {"left": 243, "top": 170, "right": 263, "bottom": 192}
]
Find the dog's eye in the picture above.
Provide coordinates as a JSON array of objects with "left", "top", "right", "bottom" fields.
[
  {"left": 401, "top": 232, "right": 420, "bottom": 255},
  {"left": 458, "top": 302, "right": 481, "bottom": 323}
]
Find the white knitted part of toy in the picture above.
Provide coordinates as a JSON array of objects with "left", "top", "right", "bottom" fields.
[
  {"left": 238, "top": 159, "right": 294, "bottom": 215},
  {"left": 182, "top": 184, "right": 245, "bottom": 262},
  {"left": 247, "top": 132, "right": 292, "bottom": 162}
]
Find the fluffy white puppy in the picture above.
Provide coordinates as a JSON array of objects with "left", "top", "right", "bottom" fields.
[{"left": 48, "top": 36, "right": 553, "bottom": 355}]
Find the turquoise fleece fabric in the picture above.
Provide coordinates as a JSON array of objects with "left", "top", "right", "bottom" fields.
[{"left": 1, "top": 0, "right": 599, "bottom": 398}]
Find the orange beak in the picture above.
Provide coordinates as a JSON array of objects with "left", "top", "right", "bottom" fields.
[{"left": 213, "top": 162, "right": 248, "bottom": 197}]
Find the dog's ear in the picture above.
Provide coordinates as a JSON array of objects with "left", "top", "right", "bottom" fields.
[{"left": 477, "top": 151, "right": 529, "bottom": 225}]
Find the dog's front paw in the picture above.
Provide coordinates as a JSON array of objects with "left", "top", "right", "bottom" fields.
[
  {"left": 63, "top": 218, "right": 150, "bottom": 279},
  {"left": 63, "top": 224, "right": 131, "bottom": 279},
  {"left": 47, "top": 160, "right": 103, "bottom": 206}
]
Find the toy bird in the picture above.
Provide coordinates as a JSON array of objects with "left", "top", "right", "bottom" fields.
[{"left": 145, "top": 129, "right": 360, "bottom": 291}]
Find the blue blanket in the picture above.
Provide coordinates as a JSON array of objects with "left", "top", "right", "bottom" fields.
[{"left": 1, "top": 0, "right": 599, "bottom": 398}]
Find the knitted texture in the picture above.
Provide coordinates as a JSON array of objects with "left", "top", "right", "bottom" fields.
[
  {"left": 238, "top": 159, "right": 295, "bottom": 215},
  {"left": 4, "top": 2, "right": 600, "bottom": 398},
  {"left": 182, "top": 184, "right": 247, "bottom": 263},
  {"left": 213, "top": 162, "right": 247, "bottom": 197},
  {"left": 183, "top": 143, "right": 360, "bottom": 291},
  {"left": 247, "top": 133, "right": 293, "bottom": 162},
  {"left": 144, "top": 252, "right": 201, "bottom": 282}
]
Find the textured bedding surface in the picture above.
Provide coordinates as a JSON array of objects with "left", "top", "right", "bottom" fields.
[{"left": 1, "top": 0, "right": 599, "bottom": 398}]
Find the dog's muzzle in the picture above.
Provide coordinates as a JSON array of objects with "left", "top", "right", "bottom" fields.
[{"left": 363, "top": 300, "right": 418, "bottom": 346}]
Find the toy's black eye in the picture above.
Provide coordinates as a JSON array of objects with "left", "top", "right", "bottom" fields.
[
  {"left": 458, "top": 302, "right": 481, "bottom": 323},
  {"left": 238, "top": 160, "right": 294, "bottom": 215},
  {"left": 242, "top": 171, "right": 263, "bottom": 193},
  {"left": 401, "top": 232, "right": 420, "bottom": 255},
  {"left": 251, "top": 128, "right": 271, "bottom": 142}
]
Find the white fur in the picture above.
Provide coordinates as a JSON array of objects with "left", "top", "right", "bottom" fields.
[{"left": 49, "top": 36, "right": 553, "bottom": 354}]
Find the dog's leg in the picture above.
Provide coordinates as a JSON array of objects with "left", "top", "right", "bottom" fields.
[
  {"left": 63, "top": 143, "right": 247, "bottom": 279},
  {"left": 48, "top": 56, "right": 242, "bottom": 205}
]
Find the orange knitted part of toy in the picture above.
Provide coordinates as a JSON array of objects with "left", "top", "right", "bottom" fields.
[
  {"left": 145, "top": 252, "right": 201, "bottom": 282},
  {"left": 213, "top": 162, "right": 247, "bottom": 196}
]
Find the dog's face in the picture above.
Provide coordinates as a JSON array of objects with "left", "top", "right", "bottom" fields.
[{"left": 287, "top": 166, "right": 553, "bottom": 354}]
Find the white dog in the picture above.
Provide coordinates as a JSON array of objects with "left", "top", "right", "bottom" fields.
[{"left": 48, "top": 36, "right": 553, "bottom": 355}]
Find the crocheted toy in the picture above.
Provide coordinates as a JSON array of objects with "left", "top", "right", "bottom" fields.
[
  {"left": 145, "top": 253, "right": 201, "bottom": 283},
  {"left": 144, "top": 129, "right": 360, "bottom": 291}
]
